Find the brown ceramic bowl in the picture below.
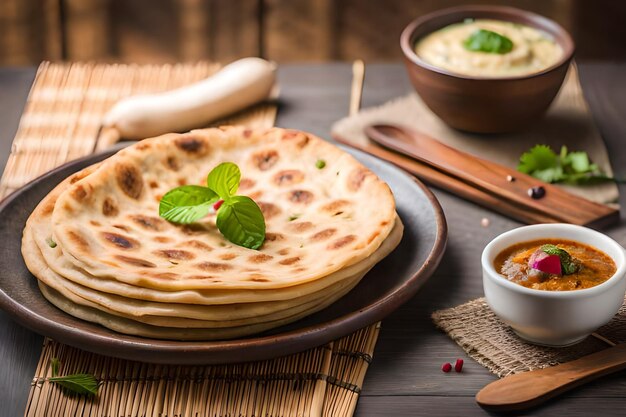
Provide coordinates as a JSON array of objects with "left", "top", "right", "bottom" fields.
[{"left": 400, "top": 6, "right": 574, "bottom": 133}]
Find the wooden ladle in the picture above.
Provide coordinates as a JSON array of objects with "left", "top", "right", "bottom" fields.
[{"left": 476, "top": 342, "right": 626, "bottom": 411}]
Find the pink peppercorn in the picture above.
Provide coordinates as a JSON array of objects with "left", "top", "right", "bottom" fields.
[
  {"left": 454, "top": 359, "right": 464, "bottom": 372},
  {"left": 213, "top": 199, "right": 224, "bottom": 211},
  {"left": 441, "top": 363, "right": 452, "bottom": 373}
]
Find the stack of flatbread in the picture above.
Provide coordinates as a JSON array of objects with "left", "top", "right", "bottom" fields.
[{"left": 22, "top": 127, "right": 402, "bottom": 340}]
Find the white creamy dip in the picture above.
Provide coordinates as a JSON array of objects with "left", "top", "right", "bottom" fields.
[{"left": 415, "top": 19, "right": 563, "bottom": 77}]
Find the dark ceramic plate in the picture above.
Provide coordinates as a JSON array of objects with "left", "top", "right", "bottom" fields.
[{"left": 0, "top": 144, "right": 447, "bottom": 365}]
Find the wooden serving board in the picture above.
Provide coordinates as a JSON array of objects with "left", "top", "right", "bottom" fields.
[{"left": 333, "top": 129, "right": 619, "bottom": 228}]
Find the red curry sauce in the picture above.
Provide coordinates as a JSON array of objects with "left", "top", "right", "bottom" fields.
[{"left": 494, "top": 239, "right": 616, "bottom": 291}]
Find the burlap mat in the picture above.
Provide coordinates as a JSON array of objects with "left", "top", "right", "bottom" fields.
[
  {"left": 331, "top": 65, "right": 618, "bottom": 205},
  {"left": 432, "top": 297, "right": 626, "bottom": 378},
  {"left": 0, "top": 62, "right": 379, "bottom": 417}
]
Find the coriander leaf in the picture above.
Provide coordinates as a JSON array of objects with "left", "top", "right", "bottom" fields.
[
  {"left": 159, "top": 185, "right": 218, "bottom": 224},
  {"left": 50, "top": 374, "right": 98, "bottom": 396},
  {"left": 567, "top": 151, "right": 591, "bottom": 173},
  {"left": 463, "top": 29, "right": 513, "bottom": 54},
  {"left": 216, "top": 196, "right": 265, "bottom": 250},
  {"left": 207, "top": 162, "right": 240, "bottom": 199},
  {"left": 541, "top": 244, "right": 565, "bottom": 257},
  {"left": 517, "top": 145, "right": 557, "bottom": 174},
  {"left": 530, "top": 166, "right": 563, "bottom": 183},
  {"left": 564, "top": 173, "right": 615, "bottom": 185},
  {"left": 517, "top": 144, "right": 616, "bottom": 185}
]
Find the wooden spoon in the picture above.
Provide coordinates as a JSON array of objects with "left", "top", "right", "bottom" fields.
[
  {"left": 364, "top": 124, "right": 619, "bottom": 228},
  {"left": 476, "top": 343, "right": 626, "bottom": 411}
]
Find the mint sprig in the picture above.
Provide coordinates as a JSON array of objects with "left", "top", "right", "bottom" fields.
[
  {"left": 159, "top": 162, "right": 266, "bottom": 250},
  {"left": 207, "top": 162, "right": 240, "bottom": 198},
  {"left": 49, "top": 358, "right": 98, "bottom": 396},
  {"left": 216, "top": 196, "right": 266, "bottom": 250},
  {"left": 518, "top": 144, "right": 619, "bottom": 185},
  {"left": 541, "top": 244, "right": 579, "bottom": 275},
  {"left": 159, "top": 185, "right": 218, "bottom": 224},
  {"left": 463, "top": 29, "right": 513, "bottom": 54}
]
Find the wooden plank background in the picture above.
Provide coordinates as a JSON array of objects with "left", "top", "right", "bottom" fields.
[{"left": 1, "top": 0, "right": 625, "bottom": 65}]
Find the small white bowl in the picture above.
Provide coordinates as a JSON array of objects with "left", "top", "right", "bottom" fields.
[{"left": 482, "top": 224, "right": 626, "bottom": 347}]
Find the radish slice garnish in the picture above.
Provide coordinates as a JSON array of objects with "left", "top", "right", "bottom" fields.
[{"left": 529, "top": 250, "right": 562, "bottom": 275}]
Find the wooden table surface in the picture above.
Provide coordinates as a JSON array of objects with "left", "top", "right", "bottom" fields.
[{"left": 1, "top": 63, "right": 626, "bottom": 416}]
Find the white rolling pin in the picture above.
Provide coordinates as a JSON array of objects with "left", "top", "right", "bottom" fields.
[{"left": 102, "top": 57, "right": 277, "bottom": 140}]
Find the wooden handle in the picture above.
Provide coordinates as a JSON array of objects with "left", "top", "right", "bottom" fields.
[
  {"left": 335, "top": 138, "right": 560, "bottom": 224},
  {"left": 476, "top": 343, "right": 626, "bottom": 411},
  {"left": 365, "top": 124, "right": 618, "bottom": 228}
]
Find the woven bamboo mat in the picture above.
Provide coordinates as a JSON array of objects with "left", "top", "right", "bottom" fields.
[{"left": 0, "top": 62, "right": 380, "bottom": 417}]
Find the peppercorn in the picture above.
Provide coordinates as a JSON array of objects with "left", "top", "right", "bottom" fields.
[{"left": 528, "top": 186, "right": 546, "bottom": 199}]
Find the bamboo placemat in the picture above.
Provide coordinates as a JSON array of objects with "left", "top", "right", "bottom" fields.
[{"left": 0, "top": 62, "right": 380, "bottom": 417}]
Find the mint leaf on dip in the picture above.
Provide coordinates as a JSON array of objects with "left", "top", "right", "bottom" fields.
[{"left": 463, "top": 29, "right": 513, "bottom": 54}]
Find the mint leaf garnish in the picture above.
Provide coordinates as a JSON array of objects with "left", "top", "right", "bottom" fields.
[
  {"left": 541, "top": 244, "right": 579, "bottom": 275},
  {"left": 216, "top": 196, "right": 266, "bottom": 250},
  {"left": 159, "top": 185, "right": 218, "bottom": 224},
  {"left": 159, "top": 163, "right": 266, "bottom": 249},
  {"left": 49, "top": 358, "right": 98, "bottom": 396},
  {"left": 207, "top": 162, "right": 240, "bottom": 199},
  {"left": 517, "top": 144, "right": 616, "bottom": 185},
  {"left": 463, "top": 29, "right": 513, "bottom": 54}
]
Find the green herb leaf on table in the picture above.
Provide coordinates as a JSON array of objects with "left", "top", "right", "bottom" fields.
[
  {"left": 159, "top": 163, "right": 266, "bottom": 249},
  {"left": 206, "top": 162, "right": 241, "bottom": 198},
  {"left": 50, "top": 374, "right": 99, "bottom": 396},
  {"left": 159, "top": 185, "right": 218, "bottom": 224},
  {"left": 517, "top": 144, "right": 614, "bottom": 185},
  {"left": 216, "top": 196, "right": 266, "bottom": 250},
  {"left": 49, "top": 358, "right": 98, "bottom": 396},
  {"left": 541, "top": 244, "right": 579, "bottom": 275},
  {"left": 463, "top": 29, "right": 513, "bottom": 54}
]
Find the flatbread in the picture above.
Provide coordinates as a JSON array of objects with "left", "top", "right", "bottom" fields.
[
  {"left": 24, "top": 221, "right": 403, "bottom": 327},
  {"left": 50, "top": 127, "right": 397, "bottom": 290},
  {"left": 26, "top": 225, "right": 375, "bottom": 329},
  {"left": 27, "top": 222, "right": 401, "bottom": 323},
  {"left": 39, "top": 281, "right": 362, "bottom": 340},
  {"left": 26, "top": 166, "right": 403, "bottom": 307}
]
